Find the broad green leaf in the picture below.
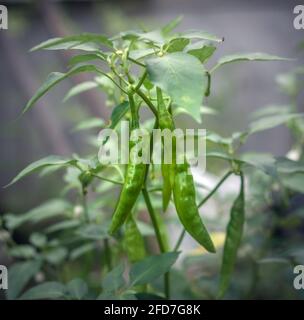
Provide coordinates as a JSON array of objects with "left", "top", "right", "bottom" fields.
[
  {"left": 9, "top": 245, "right": 36, "bottom": 259},
  {"left": 4, "top": 199, "right": 71, "bottom": 230},
  {"left": 166, "top": 38, "right": 190, "bottom": 53},
  {"left": 218, "top": 174, "right": 245, "bottom": 298},
  {"left": 7, "top": 260, "right": 42, "bottom": 300},
  {"left": 129, "top": 252, "right": 179, "bottom": 287},
  {"left": 119, "top": 30, "right": 164, "bottom": 45},
  {"left": 23, "top": 64, "right": 112, "bottom": 113},
  {"left": 108, "top": 101, "right": 130, "bottom": 129},
  {"left": 68, "top": 53, "right": 106, "bottom": 66},
  {"left": 240, "top": 153, "right": 276, "bottom": 176},
  {"left": 146, "top": 52, "right": 207, "bottom": 123},
  {"left": 280, "top": 172, "right": 304, "bottom": 193},
  {"left": 72, "top": 117, "right": 104, "bottom": 132},
  {"left": 275, "top": 157, "right": 304, "bottom": 174},
  {"left": 179, "top": 29, "right": 223, "bottom": 42},
  {"left": 161, "top": 16, "right": 183, "bottom": 35},
  {"left": 67, "top": 279, "right": 88, "bottom": 300},
  {"left": 5, "top": 155, "right": 78, "bottom": 187},
  {"left": 63, "top": 81, "right": 98, "bottom": 102},
  {"left": 75, "top": 224, "right": 108, "bottom": 240},
  {"left": 30, "top": 33, "right": 113, "bottom": 52},
  {"left": 45, "top": 220, "right": 80, "bottom": 234},
  {"left": 186, "top": 41, "right": 216, "bottom": 63},
  {"left": 102, "top": 263, "right": 126, "bottom": 292},
  {"left": 70, "top": 243, "right": 95, "bottom": 260},
  {"left": 19, "top": 282, "right": 66, "bottom": 300},
  {"left": 251, "top": 105, "right": 291, "bottom": 119},
  {"left": 211, "top": 53, "right": 291, "bottom": 73},
  {"left": 44, "top": 247, "right": 68, "bottom": 265},
  {"left": 249, "top": 113, "right": 302, "bottom": 134},
  {"left": 29, "top": 233, "right": 47, "bottom": 248},
  {"left": 129, "top": 48, "right": 155, "bottom": 60}
]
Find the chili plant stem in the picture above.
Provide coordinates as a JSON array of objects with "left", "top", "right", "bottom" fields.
[
  {"left": 136, "top": 89, "right": 158, "bottom": 117},
  {"left": 174, "top": 170, "right": 233, "bottom": 251},
  {"left": 198, "top": 170, "right": 233, "bottom": 208},
  {"left": 142, "top": 188, "right": 170, "bottom": 299},
  {"left": 81, "top": 188, "right": 90, "bottom": 222},
  {"left": 90, "top": 173, "right": 124, "bottom": 186}
]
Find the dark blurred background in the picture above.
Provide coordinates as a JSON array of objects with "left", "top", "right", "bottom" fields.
[{"left": 0, "top": 0, "right": 303, "bottom": 267}]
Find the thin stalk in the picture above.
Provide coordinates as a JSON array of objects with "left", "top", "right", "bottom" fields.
[
  {"left": 127, "top": 56, "right": 145, "bottom": 67},
  {"left": 174, "top": 170, "right": 233, "bottom": 251},
  {"left": 135, "top": 70, "right": 147, "bottom": 91},
  {"left": 81, "top": 188, "right": 90, "bottom": 222},
  {"left": 90, "top": 173, "right": 124, "bottom": 186},
  {"left": 198, "top": 170, "right": 233, "bottom": 208},
  {"left": 136, "top": 88, "right": 158, "bottom": 117}
]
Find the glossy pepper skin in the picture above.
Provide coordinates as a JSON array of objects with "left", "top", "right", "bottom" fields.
[
  {"left": 173, "top": 162, "right": 216, "bottom": 253},
  {"left": 156, "top": 87, "right": 175, "bottom": 212},
  {"left": 109, "top": 93, "right": 146, "bottom": 234}
]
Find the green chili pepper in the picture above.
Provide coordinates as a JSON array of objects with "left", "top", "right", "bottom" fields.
[
  {"left": 173, "top": 161, "right": 215, "bottom": 253},
  {"left": 218, "top": 172, "right": 245, "bottom": 298},
  {"left": 108, "top": 93, "right": 147, "bottom": 234},
  {"left": 124, "top": 214, "right": 146, "bottom": 262},
  {"left": 156, "top": 87, "right": 175, "bottom": 212}
]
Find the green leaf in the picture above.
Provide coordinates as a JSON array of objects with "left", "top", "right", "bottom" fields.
[
  {"left": 4, "top": 199, "right": 71, "bottom": 230},
  {"left": 23, "top": 64, "right": 112, "bottom": 114},
  {"left": 19, "top": 282, "right": 67, "bottom": 300},
  {"left": 45, "top": 220, "right": 80, "bottom": 234},
  {"left": 64, "top": 81, "right": 98, "bottom": 102},
  {"left": 30, "top": 33, "right": 113, "bottom": 52},
  {"left": 211, "top": 53, "right": 291, "bottom": 73},
  {"left": 72, "top": 117, "right": 104, "bottom": 132},
  {"left": 166, "top": 38, "right": 190, "bottom": 53},
  {"left": 75, "top": 224, "right": 108, "bottom": 240},
  {"left": 7, "top": 260, "right": 42, "bottom": 300},
  {"left": 251, "top": 105, "right": 291, "bottom": 119},
  {"left": 218, "top": 174, "right": 245, "bottom": 298},
  {"left": 280, "top": 172, "right": 304, "bottom": 193},
  {"left": 70, "top": 243, "right": 95, "bottom": 260},
  {"left": 249, "top": 113, "right": 302, "bottom": 134},
  {"left": 179, "top": 29, "right": 223, "bottom": 42},
  {"left": 129, "top": 252, "right": 179, "bottom": 287},
  {"left": 146, "top": 52, "right": 207, "bottom": 123},
  {"left": 29, "top": 233, "right": 47, "bottom": 248},
  {"left": 102, "top": 263, "right": 126, "bottom": 292},
  {"left": 67, "top": 279, "right": 88, "bottom": 300},
  {"left": 9, "top": 245, "right": 37, "bottom": 259},
  {"left": 129, "top": 48, "right": 155, "bottom": 60},
  {"left": 68, "top": 53, "right": 106, "bottom": 66},
  {"left": 186, "top": 41, "right": 216, "bottom": 63},
  {"left": 275, "top": 157, "right": 304, "bottom": 174},
  {"left": 108, "top": 101, "right": 130, "bottom": 129},
  {"left": 5, "top": 155, "right": 78, "bottom": 187},
  {"left": 240, "top": 153, "right": 276, "bottom": 176},
  {"left": 161, "top": 16, "right": 183, "bottom": 35},
  {"left": 44, "top": 247, "right": 68, "bottom": 265}
]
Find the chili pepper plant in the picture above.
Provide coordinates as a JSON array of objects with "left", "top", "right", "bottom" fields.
[{"left": 2, "top": 17, "right": 303, "bottom": 300}]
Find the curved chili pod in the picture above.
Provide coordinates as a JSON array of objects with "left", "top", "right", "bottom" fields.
[
  {"left": 218, "top": 172, "right": 245, "bottom": 298},
  {"left": 108, "top": 158, "right": 146, "bottom": 235},
  {"left": 156, "top": 87, "right": 175, "bottom": 212},
  {"left": 124, "top": 214, "right": 146, "bottom": 262},
  {"left": 173, "top": 162, "right": 215, "bottom": 253}
]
